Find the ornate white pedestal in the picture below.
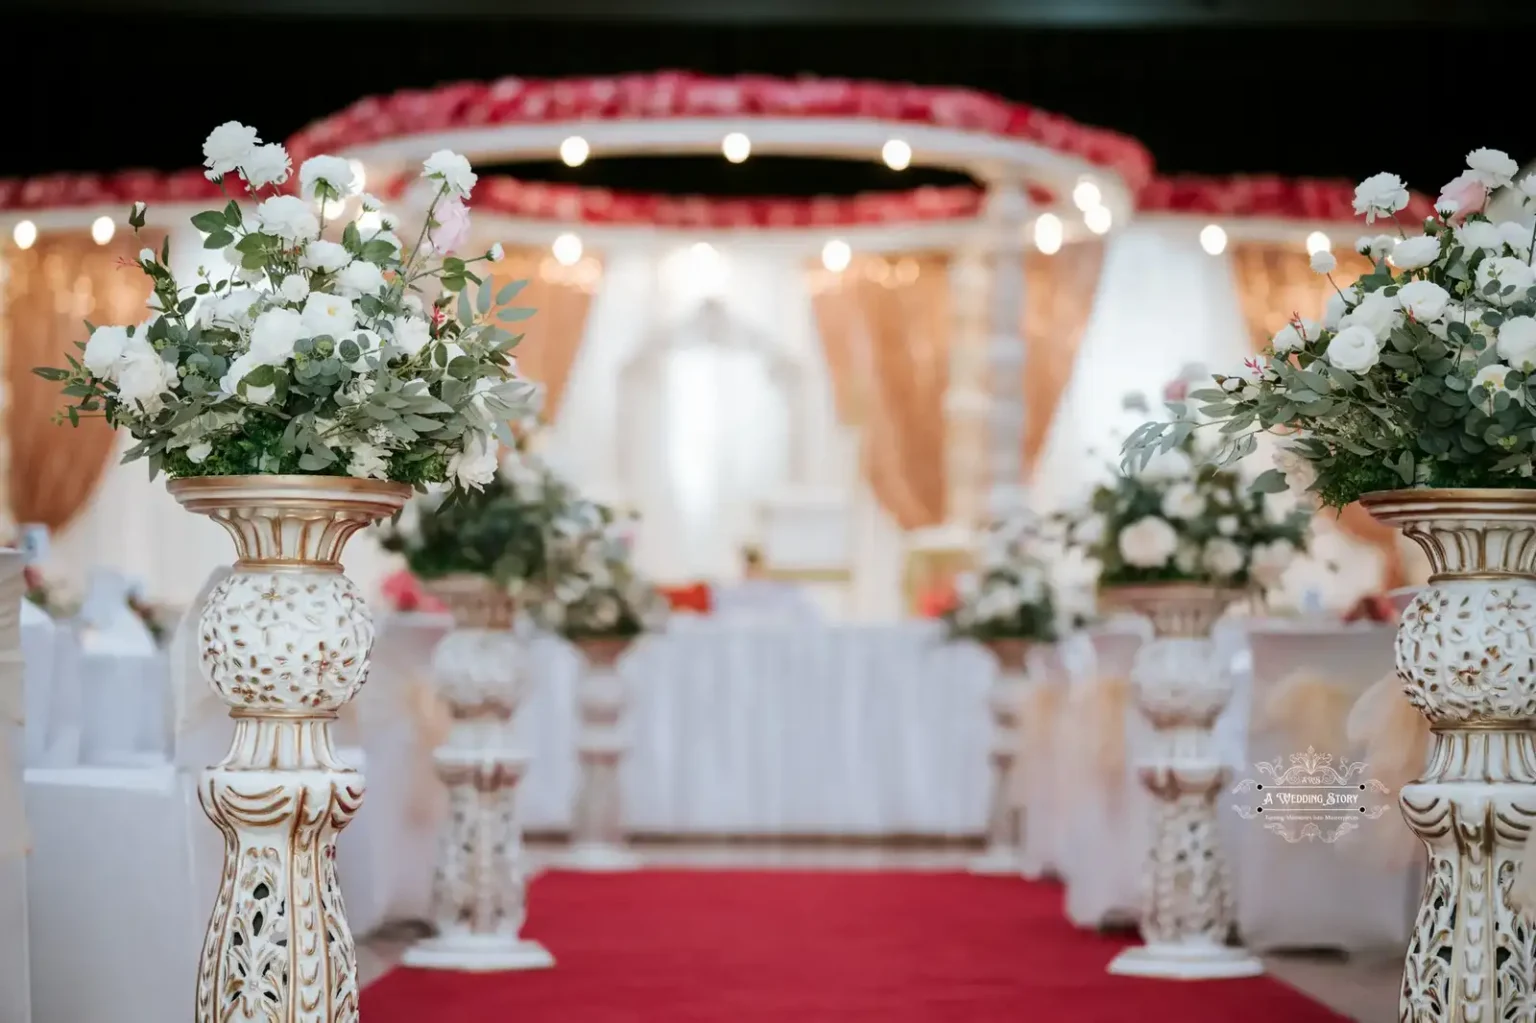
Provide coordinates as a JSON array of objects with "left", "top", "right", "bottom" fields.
[
  {"left": 168, "top": 475, "right": 410, "bottom": 1023},
  {"left": 564, "top": 637, "right": 640, "bottom": 871},
  {"left": 970, "top": 639, "right": 1027, "bottom": 876},
  {"left": 1360, "top": 489, "right": 1536, "bottom": 1021},
  {"left": 401, "top": 577, "right": 552, "bottom": 973},
  {"left": 1102, "top": 585, "right": 1262, "bottom": 981}
]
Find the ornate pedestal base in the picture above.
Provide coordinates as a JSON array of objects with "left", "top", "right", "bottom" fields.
[
  {"left": 169, "top": 475, "right": 411, "bottom": 1023},
  {"left": 563, "top": 637, "right": 640, "bottom": 872},
  {"left": 1102, "top": 585, "right": 1259, "bottom": 980},
  {"left": 970, "top": 640, "right": 1026, "bottom": 876},
  {"left": 404, "top": 579, "right": 552, "bottom": 973}
]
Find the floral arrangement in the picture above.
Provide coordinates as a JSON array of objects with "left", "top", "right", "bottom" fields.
[
  {"left": 36, "top": 121, "right": 538, "bottom": 490},
  {"left": 1078, "top": 415, "right": 1310, "bottom": 590},
  {"left": 1125, "top": 147, "right": 1536, "bottom": 507},
  {"left": 540, "top": 507, "right": 669, "bottom": 640},
  {"left": 943, "top": 514, "right": 1058, "bottom": 643}
]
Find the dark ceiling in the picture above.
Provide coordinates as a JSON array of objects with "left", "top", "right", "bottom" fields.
[{"left": 5, "top": 4, "right": 1533, "bottom": 197}]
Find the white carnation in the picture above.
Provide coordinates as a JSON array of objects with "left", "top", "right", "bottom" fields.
[
  {"left": 1309, "top": 250, "right": 1336, "bottom": 274},
  {"left": 1118, "top": 516, "right": 1179, "bottom": 569},
  {"left": 279, "top": 275, "right": 309, "bottom": 304},
  {"left": 1467, "top": 148, "right": 1519, "bottom": 188},
  {"left": 1396, "top": 280, "right": 1451, "bottom": 322},
  {"left": 387, "top": 315, "right": 432, "bottom": 356},
  {"left": 299, "top": 240, "right": 350, "bottom": 274},
  {"left": 299, "top": 155, "right": 357, "bottom": 200},
  {"left": 1388, "top": 234, "right": 1441, "bottom": 271},
  {"left": 255, "top": 195, "right": 319, "bottom": 244},
  {"left": 240, "top": 143, "right": 291, "bottom": 189},
  {"left": 203, "top": 121, "right": 260, "bottom": 178},
  {"left": 1497, "top": 316, "right": 1536, "bottom": 371},
  {"left": 1202, "top": 538, "right": 1245, "bottom": 578},
  {"left": 334, "top": 261, "right": 386, "bottom": 299},
  {"left": 83, "top": 324, "right": 132, "bottom": 380},
  {"left": 301, "top": 291, "right": 357, "bottom": 340},
  {"left": 1352, "top": 172, "right": 1409, "bottom": 223},
  {"left": 1326, "top": 325, "right": 1383, "bottom": 373},
  {"left": 116, "top": 349, "right": 178, "bottom": 414},
  {"left": 421, "top": 150, "right": 477, "bottom": 199}
]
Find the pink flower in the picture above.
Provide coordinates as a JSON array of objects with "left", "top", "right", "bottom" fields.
[
  {"left": 428, "top": 198, "right": 472, "bottom": 254},
  {"left": 1163, "top": 378, "right": 1189, "bottom": 402},
  {"left": 1437, "top": 171, "right": 1488, "bottom": 222}
]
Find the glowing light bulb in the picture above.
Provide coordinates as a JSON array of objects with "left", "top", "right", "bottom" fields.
[
  {"left": 1305, "top": 231, "right": 1331, "bottom": 255},
  {"left": 347, "top": 159, "right": 366, "bottom": 193},
  {"left": 12, "top": 220, "right": 36, "bottom": 250},
  {"left": 560, "top": 136, "right": 590, "bottom": 168},
  {"left": 1199, "top": 224, "right": 1228, "bottom": 256},
  {"left": 1072, "top": 179, "right": 1102, "bottom": 212},
  {"left": 882, "top": 139, "right": 912, "bottom": 171},
  {"left": 1084, "top": 205, "right": 1112, "bottom": 235},
  {"left": 1034, "top": 213, "right": 1063, "bottom": 255},
  {"left": 722, "top": 132, "right": 751, "bottom": 164},
  {"left": 552, "top": 232, "right": 583, "bottom": 267},
  {"left": 822, "top": 239, "right": 852, "bottom": 272},
  {"left": 90, "top": 216, "right": 115, "bottom": 245}
]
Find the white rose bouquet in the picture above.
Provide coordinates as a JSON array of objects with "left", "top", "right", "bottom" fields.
[
  {"left": 944, "top": 514, "right": 1058, "bottom": 643},
  {"left": 37, "top": 121, "right": 537, "bottom": 491},
  {"left": 1083, "top": 430, "right": 1310, "bottom": 590},
  {"left": 538, "top": 505, "right": 668, "bottom": 640},
  {"left": 1125, "top": 147, "right": 1536, "bottom": 507}
]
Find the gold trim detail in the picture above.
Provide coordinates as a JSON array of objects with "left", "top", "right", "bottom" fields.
[
  {"left": 1099, "top": 583, "right": 1239, "bottom": 639},
  {"left": 759, "top": 566, "right": 852, "bottom": 584},
  {"left": 1359, "top": 487, "right": 1536, "bottom": 577}
]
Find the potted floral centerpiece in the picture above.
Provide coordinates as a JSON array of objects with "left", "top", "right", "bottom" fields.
[
  {"left": 540, "top": 503, "right": 667, "bottom": 871},
  {"left": 944, "top": 512, "right": 1058, "bottom": 874},
  {"left": 35, "top": 122, "right": 539, "bottom": 1012},
  {"left": 1123, "top": 148, "right": 1536, "bottom": 1009}
]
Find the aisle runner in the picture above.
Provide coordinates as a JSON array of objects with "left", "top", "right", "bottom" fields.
[{"left": 362, "top": 871, "right": 1347, "bottom": 1023}]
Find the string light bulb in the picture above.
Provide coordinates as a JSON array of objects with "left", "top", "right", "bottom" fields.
[
  {"left": 11, "top": 220, "right": 36, "bottom": 250},
  {"left": 90, "top": 216, "right": 115, "bottom": 245},
  {"left": 1084, "top": 205, "right": 1112, "bottom": 235},
  {"left": 822, "top": 239, "right": 852, "bottom": 272},
  {"left": 882, "top": 139, "right": 912, "bottom": 171},
  {"left": 1072, "top": 179, "right": 1102, "bottom": 212},
  {"left": 560, "top": 136, "right": 590, "bottom": 167},
  {"left": 722, "top": 132, "right": 751, "bottom": 164},
  {"left": 1034, "top": 213, "right": 1063, "bottom": 255},
  {"left": 1199, "top": 224, "right": 1228, "bottom": 256},
  {"left": 552, "top": 232, "right": 583, "bottom": 267},
  {"left": 1305, "top": 231, "right": 1331, "bottom": 255}
]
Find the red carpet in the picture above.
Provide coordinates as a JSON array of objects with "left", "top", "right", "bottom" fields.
[{"left": 362, "top": 870, "right": 1350, "bottom": 1023}]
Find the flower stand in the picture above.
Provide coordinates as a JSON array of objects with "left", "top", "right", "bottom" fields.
[
  {"left": 564, "top": 637, "right": 640, "bottom": 871},
  {"left": 969, "top": 639, "right": 1028, "bottom": 875},
  {"left": 1361, "top": 489, "right": 1536, "bottom": 1021},
  {"left": 168, "top": 475, "right": 411, "bottom": 1023},
  {"left": 400, "top": 575, "right": 552, "bottom": 971},
  {"left": 1102, "top": 584, "right": 1262, "bottom": 980}
]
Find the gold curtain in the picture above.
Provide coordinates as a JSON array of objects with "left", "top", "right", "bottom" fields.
[
  {"left": 4, "top": 235, "right": 154, "bottom": 532},
  {"left": 1023, "top": 241, "right": 1106, "bottom": 471},
  {"left": 810, "top": 254, "right": 951, "bottom": 529},
  {"left": 1228, "top": 241, "right": 1405, "bottom": 588},
  {"left": 486, "top": 247, "right": 599, "bottom": 422}
]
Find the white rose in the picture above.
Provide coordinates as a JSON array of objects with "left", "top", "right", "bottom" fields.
[
  {"left": 1140, "top": 447, "right": 1193, "bottom": 482},
  {"left": 1340, "top": 292, "right": 1400, "bottom": 339},
  {"left": 1161, "top": 482, "right": 1205, "bottom": 521},
  {"left": 278, "top": 274, "right": 310, "bottom": 303},
  {"left": 1202, "top": 538, "right": 1245, "bottom": 578},
  {"left": 345, "top": 441, "right": 390, "bottom": 480},
  {"left": 301, "top": 291, "right": 357, "bottom": 340},
  {"left": 1497, "top": 316, "right": 1536, "bottom": 370},
  {"left": 387, "top": 315, "right": 432, "bottom": 356},
  {"left": 1352, "top": 172, "right": 1409, "bottom": 223},
  {"left": 421, "top": 150, "right": 477, "bottom": 199},
  {"left": 300, "top": 240, "right": 350, "bottom": 274},
  {"left": 1388, "top": 234, "right": 1441, "bottom": 271},
  {"left": 1118, "top": 516, "right": 1179, "bottom": 569},
  {"left": 1326, "top": 325, "right": 1383, "bottom": 372},
  {"left": 1499, "top": 221, "right": 1533, "bottom": 259},
  {"left": 1217, "top": 515, "right": 1238, "bottom": 536},
  {"left": 1323, "top": 291, "right": 1351, "bottom": 330},
  {"left": 202, "top": 121, "right": 260, "bottom": 178},
  {"left": 116, "top": 349, "right": 177, "bottom": 414},
  {"left": 247, "top": 308, "right": 305, "bottom": 365},
  {"left": 1309, "top": 250, "right": 1336, "bottom": 274},
  {"left": 1473, "top": 363, "right": 1513, "bottom": 396},
  {"left": 1271, "top": 319, "right": 1318, "bottom": 355},
  {"left": 1396, "top": 280, "right": 1451, "bottom": 322},
  {"left": 1457, "top": 220, "right": 1504, "bottom": 254},
  {"left": 186, "top": 442, "right": 212, "bottom": 464},
  {"left": 299, "top": 155, "right": 358, "bottom": 201},
  {"left": 1072, "top": 514, "right": 1105, "bottom": 546},
  {"left": 240, "top": 143, "right": 291, "bottom": 189},
  {"left": 1467, "top": 148, "right": 1518, "bottom": 188},
  {"left": 1477, "top": 256, "right": 1536, "bottom": 307},
  {"left": 447, "top": 433, "right": 499, "bottom": 491},
  {"left": 83, "top": 324, "right": 132, "bottom": 380},
  {"left": 1250, "top": 539, "right": 1296, "bottom": 587},
  {"left": 255, "top": 195, "right": 319, "bottom": 244},
  {"left": 1355, "top": 235, "right": 1395, "bottom": 261},
  {"left": 488, "top": 242, "right": 505, "bottom": 262},
  {"left": 334, "top": 260, "right": 386, "bottom": 299}
]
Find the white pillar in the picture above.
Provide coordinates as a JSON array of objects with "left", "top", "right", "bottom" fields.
[
  {"left": 945, "top": 251, "right": 990, "bottom": 531},
  {"left": 969, "top": 639, "right": 1029, "bottom": 875},
  {"left": 982, "top": 179, "right": 1029, "bottom": 520},
  {"left": 563, "top": 638, "right": 640, "bottom": 871}
]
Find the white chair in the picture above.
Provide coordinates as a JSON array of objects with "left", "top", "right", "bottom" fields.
[
  {"left": 1062, "top": 619, "right": 1151, "bottom": 929},
  {"left": 755, "top": 488, "right": 854, "bottom": 620},
  {"left": 1234, "top": 622, "right": 1417, "bottom": 953}
]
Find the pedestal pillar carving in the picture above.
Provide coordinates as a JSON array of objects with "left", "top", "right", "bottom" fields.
[
  {"left": 970, "top": 639, "right": 1028, "bottom": 874},
  {"left": 401, "top": 575, "right": 552, "bottom": 972},
  {"left": 1103, "top": 584, "right": 1262, "bottom": 980},
  {"left": 564, "top": 637, "right": 640, "bottom": 871},
  {"left": 168, "top": 475, "right": 411, "bottom": 1023},
  {"left": 1360, "top": 488, "right": 1536, "bottom": 1023}
]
